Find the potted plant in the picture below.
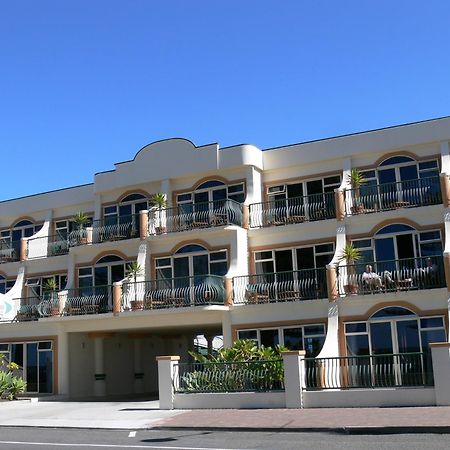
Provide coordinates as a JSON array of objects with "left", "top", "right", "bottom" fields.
[
  {"left": 150, "top": 193, "right": 168, "bottom": 234},
  {"left": 347, "top": 169, "right": 367, "bottom": 214},
  {"left": 43, "top": 278, "right": 59, "bottom": 316},
  {"left": 126, "top": 262, "right": 144, "bottom": 310},
  {"left": 338, "top": 243, "right": 361, "bottom": 295},
  {"left": 72, "top": 212, "right": 89, "bottom": 244}
]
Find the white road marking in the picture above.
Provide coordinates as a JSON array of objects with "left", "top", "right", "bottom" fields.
[
  {"left": 128, "top": 431, "right": 136, "bottom": 437},
  {"left": 0, "top": 440, "right": 249, "bottom": 450}
]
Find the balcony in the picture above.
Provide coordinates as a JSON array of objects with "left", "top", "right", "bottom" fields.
[
  {"left": 345, "top": 177, "right": 441, "bottom": 216},
  {"left": 26, "top": 235, "right": 69, "bottom": 259},
  {"left": 91, "top": 214, "right": 140, "bottom": 244},
  {"left": 0, "top": 241, "right": 19, "bottom": 264},
  {"left": 233, "top": 268, "right": 327, "bottom": 304},
  {"left": 337, "top": 255, "right": 445, "bottom": 297},
  {"left": 122, "top": 275, "right": 226, "bottom": 310},
  {"left": 249, "top": 192, "right": 335, "bottom": 229},
  {"left": 61, "top": 286, "right": 114, "bottom": 316},
  {"left": 148, "top": 200, "right": 244, "bottom": 235}
]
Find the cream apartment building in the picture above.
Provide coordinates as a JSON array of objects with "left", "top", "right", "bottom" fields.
[{"left": 0, "top": 116, "right": 449, "bottom": 398}]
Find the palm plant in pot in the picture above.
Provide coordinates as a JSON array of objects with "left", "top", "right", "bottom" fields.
[
  {"left": 347, "top": 169, "right": 367, "bottom": 214},
  {"left": 43, "top": 278, "right": 59, "bottom": 316},
  {"left": 150, "top": 193, "right": 168, "bottom": 234},
  {"left": 72, "top": 211, "right": 89, "bottom": 244},
  {"left": 338, "top": 243, "right": 361, "bottom": 295},
  {"left": 126, "top": 262, "right": 144, "bottom": 310}
]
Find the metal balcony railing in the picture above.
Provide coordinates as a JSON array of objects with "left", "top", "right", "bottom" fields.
[
  {"left": 61, "top": 285, "right": 113, "bottom": 316},
  {"left": 249, "top": 192, "right": 335, "bottom": 228},
  {"left": 174, "top": 359, "right": 284, "bottom": 393},
  {"left": 26, "top": 235, "right": 69, "bottom": 259},
  {"left": 148, "top": 199, "right": 244, "bottom": 235},
  {"left": 122, "top": 275, "right": 226, "bottom": 310},
  {"left": 91, "top": 214, "right": 140, "bottom": 244},
  {"left": 345, "top": 176, "right": 442, "bottom": 215},
  {"left": 0, "top": 240, "right": 19, "bottom": 264},
  {"left": 12, "top": 297, "right": 42, "bottom": 321},
  {"left": 233, "top": 268, "right": 327, "bottom": 305},
  {"left": 304, "top": 352, "right": 433, "bottom": 390},
  {"left": 336, "top": 255, "right": 445, "bottom": 297}
]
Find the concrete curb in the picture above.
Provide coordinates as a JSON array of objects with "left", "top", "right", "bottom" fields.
[{"left": 150, "top": 425, "right": 450, "bottom": 434}]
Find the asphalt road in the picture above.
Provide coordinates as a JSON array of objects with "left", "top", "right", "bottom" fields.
[{"left": 0, "top": 428, "right": 448, "bottom": 450}]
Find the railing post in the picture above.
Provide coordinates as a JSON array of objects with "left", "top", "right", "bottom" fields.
[
  {"left": 139, "top": 210, "right": 149, "bottom": 240},
  {"left": 113, "top": 282, "right": 122, "bottom": 316},
  {"left": 85, "top": 226, "right": 93, "bottom": 245},
  {"left": 326, "top": 265, "right": 338, "bottom": 301},
  {"left": 430, "top": 342, "right": 450, "bottom": 406},
  {"left": 440, "top": 174, "right": 450, "bottom": 208},
  {"left": 281, "top": 350, "right": 306, "bottom": 408},
  {"left": 335, "top": 189, "right": 345, "bottom": 221},
  {"left": 20, "top": 238, "right": 28, "bottom": 261},
  {"left": 224, "top": 277, "right": 233, "bottom": 306},
  {"left": 242, "top": 205, "right": 249, "bottom": 229},
  {"left": 156, "top": 355, "right": 180, "bottom": 410}
]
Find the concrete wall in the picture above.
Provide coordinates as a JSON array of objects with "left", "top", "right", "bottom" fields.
[
  {"left": 174, "top": 392, "right": 285, "bottom": 409},
  {"left": 303, "top": 388, "right": 435, "bottom": 408}
]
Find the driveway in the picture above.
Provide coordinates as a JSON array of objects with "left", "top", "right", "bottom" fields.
[{"left": 0, "top": 398, "right": 185, "bottom": 429}]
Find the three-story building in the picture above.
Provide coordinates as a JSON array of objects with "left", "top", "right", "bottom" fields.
[{"left": 1, "top": 116, "right": 449, "bottom": 398}]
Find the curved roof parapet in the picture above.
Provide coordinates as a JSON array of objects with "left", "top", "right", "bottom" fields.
[{"left": 94, "top": 138, "right": 263, "bottom": 192}]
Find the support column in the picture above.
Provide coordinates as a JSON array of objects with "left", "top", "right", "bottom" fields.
[
  {"left": 222, "top": 311, "right": 233, "bottom": 348},
  {"left": 326, "top": 265, "right": 338, "bottom": 301},
  {"left": 430, "top": 342, "right": 450, "bottom": 406},
  {"left": 334, "top": 189, "right": 345, "bottom": 221},
  {"left": 281, "top": 351, "right": 306, "bottom": 409},
  {"left": 242, "top": 205, "right": 249, "bottom": 229},
  {"left": 139, "top": 210, "right": 149, "bottom": 240},
  {"left": 440, "top": 174, "right": 450, "bottom": 208},
  {"left": 57, "top": 330, "right": 70, "bottom": 396},
  {"left": 444, "top": 253, "right": 450, "bottom": 292},
  {"left": 133, "top": 339, "right": 144, "bottom": 394},
  {"left": 85, "top": 226, "right": 93, "bottom": 245},
  {"left": 156, "top": 355, "right": 180, "bottom": 410},
  {"left": 224, "top": 277, "right": 233, "bottom": 305},
  {"left": 89, "top": 332, "right": 114, "bottom": 397},
  {"left": 20, "top": 238, "right": 28, "bottom": 261},
  {"left": 113, "top": 282, "right": 122, "bottom": 316},
  {"left": 204, "top": 334, "right": 215, "bottom": 356}
]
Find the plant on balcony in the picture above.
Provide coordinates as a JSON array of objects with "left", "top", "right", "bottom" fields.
[
  {"left": 43, "top": 278, "right": 59, "bottom": 316},
  {"left": 347, "top": 169, "right": 367, "bottom": 214},
  {"left": 126, "top": 262, "right": 144, "bottom": 310},
  {"left": 72, "top": 211, "right": 89, "bottom": 244},
  {"left": 150, "top": 193, "right": 168, "bottom": 234},
  {"left": 338, "top": 243, "right": 361, "bottom": 295}
]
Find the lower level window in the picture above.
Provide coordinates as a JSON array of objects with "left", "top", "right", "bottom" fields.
[
  {"left": 237, "top": 324, "right": 326, "bottom": 357},
  {"left": 0, "top": 340, "right": 53, "bottom": 393}
]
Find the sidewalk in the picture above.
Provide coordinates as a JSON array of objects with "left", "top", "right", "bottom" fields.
[
  {"left": 1, "top": 400, "right": 450, "bottom": 433},
  {"left": 153, "top": 406, "right": 450, "bottom": 433}
]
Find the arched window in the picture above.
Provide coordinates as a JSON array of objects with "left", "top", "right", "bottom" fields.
[
  {"left": 352, "top": 223, "right": 442, "bottom": 265},
  {"left": 370, "top": 306, "right": 416, "bottom": 319},
  {"left": 379, "top": 156, "right": 415, "bottom": 166},
  {"left": 102, "top": 193, "right": 148, "bottom": 240},
  {"left": 175, "top": 244, "right": 207, "bottom": 254},
  {"left": 177, "top": 180, "right": 245, "bottom": 207},
  {"left": 355, "top": 155, "right": 440, "bottom": 212},
  {"left": 156, "top": 244, "right": 228, "bottom": 282},
  {"left": 78, "top": 255, "right": 127, "bottom": 295},
  {"left": 345, "top": 308, "right": 446, "bottom": 358}
]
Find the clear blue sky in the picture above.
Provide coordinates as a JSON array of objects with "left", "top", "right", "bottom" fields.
[{"left": 1, "top": 1, "right": 450, "bottom": 201}]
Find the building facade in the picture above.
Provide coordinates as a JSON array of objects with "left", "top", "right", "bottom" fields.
[{"left": 1, "top": 117, "right": 450, "bottom": 398}]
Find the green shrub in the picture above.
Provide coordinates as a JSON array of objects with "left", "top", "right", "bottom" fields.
[
  {"left": 0, "top": 354, "right": 27, "bottom": 400},
  {"left": 180, "top": 339, "right": 287, "bottom": 393}
]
